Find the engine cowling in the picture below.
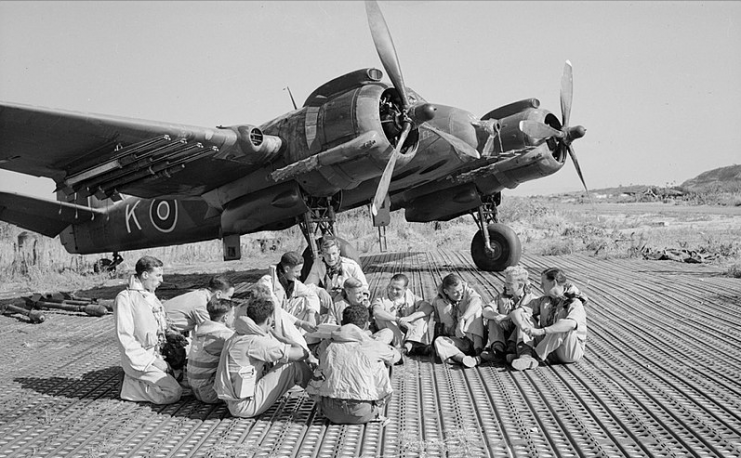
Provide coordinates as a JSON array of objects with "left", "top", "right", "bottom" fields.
[{"left": 260, "top": 69, "right": 420, "bottom": 197}]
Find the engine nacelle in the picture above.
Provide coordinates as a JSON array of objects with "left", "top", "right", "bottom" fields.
[
  {"left": 405, "top": 183, "right": 481, "bottom": 223},
  {"left": 220, "top": 181, "right": 308, "bottom": 235},
  {"left": 228, "top": 125, "right": 283, "bottom": 165},
  {"left": 260, "top": 69, "right": 420, "bottom": 196}
]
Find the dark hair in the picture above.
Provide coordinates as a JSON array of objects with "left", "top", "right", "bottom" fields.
[
  {"left": 542, "top": 267, "right": 586, "bottom": 305},
  {"left": 441, "top": 273, "right": 462, "bottom": 290},
  {"left": 246, "top": 296, "right": 274, "bottom": 324},
  {"left": 280, "top": 251, "right": 304, "bottom": 268},
  {"left": 207, "top": 297, "right": 235, "bottom": 321},
  {"left": 135, "top": 256, "right": 163, "bottom": 275},
  {"left": 541, "top": 267, "right": 567, "bottom": 285},
  {"left": 390, "top": 273, "right": 409, "bottom": 287},
  {"left": 342, "top": 304, "right": 369, "bottom": 327},
  {"left": 208, "top": 275, "right": 233, "bottom": 292}
]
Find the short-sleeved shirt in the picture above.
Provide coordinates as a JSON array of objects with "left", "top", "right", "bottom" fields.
[
  {"left": 163, "top": 289, "right": 211, "bottom": 333},
  {"left": 372, "top": 289, "right": 423, "bottom": 319},
  {"left": 305, "top": 257, "right": 368, "bottom": 295},
  {"left": 529, "top": 296, "right": 588, "bottom": 341}
]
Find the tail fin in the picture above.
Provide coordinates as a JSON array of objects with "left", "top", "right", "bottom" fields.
[{"left": 0, "top": 191, "right": 104, "bottom": 238}]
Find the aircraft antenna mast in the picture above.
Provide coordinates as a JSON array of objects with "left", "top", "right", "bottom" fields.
[{"left": 284, "top": 87, "right": 298, "bottom": 110}]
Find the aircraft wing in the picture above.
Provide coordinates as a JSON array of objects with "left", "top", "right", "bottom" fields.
[
  {"left": 0, "top": 102, "right": 254, "bottom": 199},
  {"left": 0, "top": 191, "right": 104, "bottom": 238}
]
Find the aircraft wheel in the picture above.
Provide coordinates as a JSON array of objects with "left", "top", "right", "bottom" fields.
[
  {"left": 300, "top": 236, "right": 360, "bottom": 281},
  {"left": 470, "top": 223, "right": 522, "bottom": 271},
  {"left": 93, "top": 258, "right": 113, "bottom": 274}
]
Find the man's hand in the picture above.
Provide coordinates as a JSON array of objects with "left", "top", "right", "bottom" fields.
[
  {"left": 526, "top": 327, "right": 546, "bottom": 338},
  {"left": 493, "top": 314, "right": 509, "bottom": 324},
  {"left": 455, "top": 320, "right": 466, "bottom": 338},
  {"left": 297, "top": 320, "right": 318, "bottom": 333},
  {"left": 397, "top": 316, "right": 411, "bottom": 330},
  {"left": 152, "top": 357, "right": 169, "bottom": 373}
]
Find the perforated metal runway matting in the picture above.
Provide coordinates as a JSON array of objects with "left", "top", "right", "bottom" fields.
[{"left": 1, "top": 251, "right": 740, "bottom": 457}]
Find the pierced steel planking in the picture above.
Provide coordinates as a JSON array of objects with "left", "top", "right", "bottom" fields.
[{"left": 0, "top": 250, "right": 739, "bottom": 458}]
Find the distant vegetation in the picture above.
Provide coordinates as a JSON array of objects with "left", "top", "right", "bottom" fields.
[{"left": 571, "top": 164, "right": 741, "bottom": 207}]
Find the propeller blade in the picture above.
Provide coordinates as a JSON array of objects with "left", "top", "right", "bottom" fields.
[
  {"left": 567, "top": 144, "right": 588, "bottom": 192},
  {"left": 371, "top": 123, "right": 412, "bottom": 215},
  {"left": 561, "top": 60, "right": 573, "bottom": 128},
  {"left": 519, "top": 120, "right": 564, "bottom": 140},
  {"left": 420, "top": 124, "right": 480, "bottom": 160},
  {"left": 482, "top": 135, "right": 495, "bottom": 157},
  {"left": 365, "top": 1, "right": 409, "bottom": 109}
]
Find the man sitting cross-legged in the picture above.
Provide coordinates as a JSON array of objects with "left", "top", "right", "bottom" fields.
[
  {"left": 187, "top": 297, "right": 237, "bottom": 404},
  {"left": 371, "top": 273, "right": 433, "bottom": 355},
  {"left": 214, "top": 289, "right": 314, "bottom": 418},
  {"left": 309, "top": 304, "right": 401, "bottom": 425}
]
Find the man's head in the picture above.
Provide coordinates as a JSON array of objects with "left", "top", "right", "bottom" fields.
[
  {"left": 279, "top": 251, "right": 304, "bottom": 281},
  {"left": 342, "top": 303, "right": 370, "bottom": 328},
  {"left": 245, "top": 295, "right": 274, "bottom": 326},
  {"left": 208, "top": 276, "right": 235, "bottom": 300},
  {"left": 343, "top": 277, "right": 368, "bottom": 306},
  {"left": 441, "top": 273, "right": 465, "bottom": 302},
  {"left": 503, "top": 266, "right": 529, "bottom": 297},
  {"left": 387, "top": 273, "right": 409, "bottom": 301},
  {"left": 207, "top": 297, "right": 237, "bottom": 327},
  {"left": 135, "top": 256, "right": 164, "bottom": 292},
  {"left": 320, "top": 236, "right": 342, "bottom": 268},
  {"left": 540, "top": 267, "right": 568, "bottom": 299}
]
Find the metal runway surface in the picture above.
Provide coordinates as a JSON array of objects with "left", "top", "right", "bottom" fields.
[{"left": 1, "top": 251, "right": 740, "bottom": 457}]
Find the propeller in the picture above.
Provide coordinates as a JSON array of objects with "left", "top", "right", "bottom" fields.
[
  {"left": 519, "top": 61, "right": 588, "bottom": 191},
  {"left": 366, "top": 1, "right": 478, "bottom": 215}
]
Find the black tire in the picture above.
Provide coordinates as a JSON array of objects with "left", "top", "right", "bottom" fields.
[
  {"left": 300, "top": 236, "right": 360, "bottom": 281},
  {"left": 94, "top": 258, "right": 113, "bottom": 274},
  {"left": 470, "top": 223, "right": 522, "bottom": 271}
]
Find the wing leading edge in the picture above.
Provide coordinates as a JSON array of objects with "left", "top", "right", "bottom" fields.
[{"left": 0, "top": 102, "right": 262, "bottom": 199}]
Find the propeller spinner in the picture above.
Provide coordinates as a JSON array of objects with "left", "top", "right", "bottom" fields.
[
  {"left": 519, "top": 61, "right": 588, "bottom": 191},
  {"left": 365, "top": 0, "right": 479, "bottom": 215}
]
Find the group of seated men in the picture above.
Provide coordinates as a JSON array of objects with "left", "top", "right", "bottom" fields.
[{"left": 112, "top": 236, "right": 587, "bottom": 424}]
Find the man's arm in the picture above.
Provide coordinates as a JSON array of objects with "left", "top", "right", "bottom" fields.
[
  {"left": 371, "top": 298, "right": 396, "bottom": 322},
  {"left": 304, "top": 262, "right": 323, "bottom": 287},
  {"left": 459, "top": 287, "right": 483, "bottom": 322}
]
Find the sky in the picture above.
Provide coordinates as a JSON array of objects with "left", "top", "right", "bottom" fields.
[{"left": 0, "top": 1, "right": 739, "bottom": 198}]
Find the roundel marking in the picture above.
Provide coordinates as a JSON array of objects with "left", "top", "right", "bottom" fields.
[{"left": 149, "top": 199, "right": 178, "bottom": 233}]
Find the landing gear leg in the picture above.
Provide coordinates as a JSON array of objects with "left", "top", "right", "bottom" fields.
[{"left": 470, "top": 194, "right": 521, "bottom": 271}]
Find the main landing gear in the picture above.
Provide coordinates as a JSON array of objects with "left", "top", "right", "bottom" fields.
[{"left": 469, "top": 194, "right": 522, "bottom": 271}]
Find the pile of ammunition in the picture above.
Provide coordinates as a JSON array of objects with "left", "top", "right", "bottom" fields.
[{"left": 1, "top": 292, "right": 113, "bottom": 323}]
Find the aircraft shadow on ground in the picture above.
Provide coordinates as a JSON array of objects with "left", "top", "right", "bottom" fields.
[
  {"left": 13, "top": 367, "right": 231, "bottom": 420},
  {"left": 80, "top": 269, "right": 266, "bottom": 301},
  {"left": 362, "top": 252, "right": 485, "bottom": 276}
]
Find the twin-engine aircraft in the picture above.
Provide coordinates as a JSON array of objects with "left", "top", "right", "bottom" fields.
[{"left": 0, "top": 2, "right": 586, "bottom": 273}]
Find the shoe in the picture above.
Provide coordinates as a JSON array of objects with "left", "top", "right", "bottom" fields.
[
  {"left": 479, "top": 351, "right": 497, "bottom": 363},
  {"left": 461, "top": 356, "right": 480, "bottom": 368},
  {"left": 511, "top": 355, "right": 539, "bottom": 371}
]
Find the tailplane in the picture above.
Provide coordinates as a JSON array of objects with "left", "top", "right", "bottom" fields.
[{"left": 0, "top": 191, "right": 104, "bottom": 238}]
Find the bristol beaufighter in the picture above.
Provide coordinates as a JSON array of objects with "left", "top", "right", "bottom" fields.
[{"left": 0, "top": 1, "right": 586, "bottom": 272}]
